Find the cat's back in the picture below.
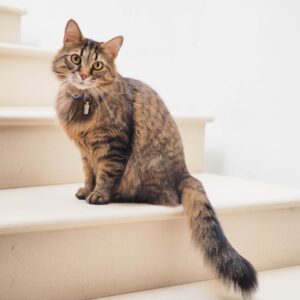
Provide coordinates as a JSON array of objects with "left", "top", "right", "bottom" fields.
[
  {"left": 122, "top": 76, "right": 185, "bottom": 159},
  {"left": 123, "top": 77, "right": 172, "bottom": 121},
  {"left": 123, "top": 77, "right": 163, "bottom": 103}
]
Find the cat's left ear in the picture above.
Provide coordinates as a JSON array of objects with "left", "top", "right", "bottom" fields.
[
  {"left": 101, "top": 36, "right": 123, "bottom": 60},
  {"left": 64, "top": 19, "right": 84, "bottom": 46}
]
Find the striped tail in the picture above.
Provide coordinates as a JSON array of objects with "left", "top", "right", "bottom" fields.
[{"left": 178, "top": 176, "right": 258, "bottom": 296}]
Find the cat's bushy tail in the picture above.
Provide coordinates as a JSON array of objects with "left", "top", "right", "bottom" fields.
[{"left": 178, "top": 176, "right": 258, "bottom": 296}]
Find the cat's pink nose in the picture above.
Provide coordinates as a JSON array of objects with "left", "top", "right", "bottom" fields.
[{"left": 79, "top": 72, "right": 88, "bottom": 80}]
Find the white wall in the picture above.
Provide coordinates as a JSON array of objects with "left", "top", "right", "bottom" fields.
[{"left": 5, "top": 0, "right": 300, "bottom": 188}]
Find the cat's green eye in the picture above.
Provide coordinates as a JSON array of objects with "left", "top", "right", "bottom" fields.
[
  {"left": 71, "top": 54, "right": 81, "bottom": 65},
  {"left": 93, "top": 61, "right": 104, "bottom": 71}
]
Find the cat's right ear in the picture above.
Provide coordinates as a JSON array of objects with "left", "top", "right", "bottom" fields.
[{"left": 63, "top": 19, "right": 83, "bottom": 46}]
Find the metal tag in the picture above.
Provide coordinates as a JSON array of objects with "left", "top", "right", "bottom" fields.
[{"left": 84, "top": 101, "right": 90, "bottom": 115}]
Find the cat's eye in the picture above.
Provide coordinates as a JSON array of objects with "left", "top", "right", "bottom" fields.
[
  {"left": 71, "top": 54, "right": 81, "bottom": 65},
  {"left": 92, "top": 61, "right": 104, "bottom": 71}
]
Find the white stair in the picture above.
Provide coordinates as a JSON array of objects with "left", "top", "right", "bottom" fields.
[
  {"left": 97, "top": 266, "right": 300, "bottom": 300},
  {"left": 1, "top": 4, "right": 299, "bottom": 300},
  {"left": 0, "top": 4, "right": 58, "bottom": 108},
  {"left": 0, "top": 43, "right": 58, "bottom": 107},
  {"left": 0, "top": 5, "right": 26, "bottom": 44},
  {"left": 0, "top": 173, "right": 299, "bottom": 300},
  {"left": 0, "top": 107, "right": 212, "bottom": 188}
]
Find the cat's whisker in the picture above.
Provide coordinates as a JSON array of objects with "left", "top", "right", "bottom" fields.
[
  {"left": 60, "top": 81, "right": 71, "bottom": 91},
  {"left": 92, "top": 87, "right": 114, "bottom": 118},
  {"left": 95, "top": 86, "right": 134, "bottom": 115},
  {"left": 90, "top": 87, "right": 102, "bottom": 123},
  {"left": 97, "top": 85, "right": 127, "bottom": 104}
]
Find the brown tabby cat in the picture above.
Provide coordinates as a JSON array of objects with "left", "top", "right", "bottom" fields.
[{"left": 53, "top": 19, "right": 257, "bottom": 296}]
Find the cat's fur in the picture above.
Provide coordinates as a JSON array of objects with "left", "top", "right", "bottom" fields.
[{"left": 52, "top": 19, "right": 257, "bottom": 296}]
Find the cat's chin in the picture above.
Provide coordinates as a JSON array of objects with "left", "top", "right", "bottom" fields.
[
  {"left": 70, "top": 82, "right": 92, "bottom": 91},
  {"left": 64, "top": 83, "right": 95, "bottom": 98}
]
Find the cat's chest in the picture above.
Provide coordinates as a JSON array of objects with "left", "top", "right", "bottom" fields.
[
  {"left": 63, "top": 104, "right": 114, "bottom": 142},
  {"left": 74, "top": 128, "right": 103, "bottom": 154},
  {"left": 73, "top": 121, "right": 119, "bottom": 154},
  {"left": 66, "top": 98, "right": 97, "bottom": 124}
]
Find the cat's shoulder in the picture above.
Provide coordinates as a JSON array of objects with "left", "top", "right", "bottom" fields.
[{"left": 123, "top": 77, "right": 154, "bottom": 91}]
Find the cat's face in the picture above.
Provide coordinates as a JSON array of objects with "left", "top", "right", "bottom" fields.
[{"left": 52, "top": 19, "right": 123, "bottom": 92}]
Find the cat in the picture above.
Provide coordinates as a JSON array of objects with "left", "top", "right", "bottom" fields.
[{"left": 52, "top": 19, "right": 257, "bottom": 296}]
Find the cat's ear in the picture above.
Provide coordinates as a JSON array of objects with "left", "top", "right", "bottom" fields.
[
  {"left": 64, "top": 19, "right": 83, "bottom": 46},
  {"left": 101, "top": 36, "right": 123, "bottom": 60}
]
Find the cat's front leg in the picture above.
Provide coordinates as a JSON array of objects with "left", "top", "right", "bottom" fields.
[
  {"left": 86, "top": 159, "right": 125, "bottom": 205},
  {"left": 76, "top": 155, "right": 95, "bottom": 200}
]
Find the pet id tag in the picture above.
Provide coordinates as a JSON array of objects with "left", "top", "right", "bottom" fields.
[{"left": 84, "top": 101, "right": 90, "bottom": 115}]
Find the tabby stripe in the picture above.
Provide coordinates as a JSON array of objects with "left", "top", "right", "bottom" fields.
[
  {"left": 102, "top": 169, "right": 122, "bottom": 179},
  {"left": 87, "top": 40, "right": 97, "bottom": 62},
  {"left": 94, "top": 43, "right": 99, "bottom": 60},
  {"left": 80, "top": 39, "right": 89, "bottom": 56},
  {"left": 86, "top": 40, "right": 92, "bottom": 61},
  {"left": 53, "top": 55, "right": 68, "bottom": 64},
  {"left": 90, "top": 140, "right": 107, "bottom": 148},
  {"left": 102, "top": 136, "right": 128, "bottom": 147},
  {"left": 90, "top": 137, "right": 128, "bottom": 149},
  {"left": 204, "top": 203, "right": 213, "bottom": 210},
  {"left": 110, "top": 145, "right": 129, "bottom": 153},
  {"left": 97, "top": 153, "right": 127, "bottom": 163},
  {"left": 65, "top": 58, "right": 75, "bottom": 70},
  {"left": 202, "top": 214, "right": 218, "bottom": 224}
]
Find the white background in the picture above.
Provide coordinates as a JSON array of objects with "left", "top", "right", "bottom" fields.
[{"left": 4, "top": 0, "right": 300, "bottom": 188}]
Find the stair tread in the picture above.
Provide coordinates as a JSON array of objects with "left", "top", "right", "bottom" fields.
[
  {"left": 0, "top": 43, "right": 53, "bottom": 57},
  {"left": 0, "top": 173, "right": 299, "bottom": 235},
  {"left": 97, "top": 265, "right": 300, "bottom": 300}
]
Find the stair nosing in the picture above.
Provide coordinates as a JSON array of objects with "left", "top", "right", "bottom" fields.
[
  {"left": 0, "top": 42, "right": 54, "bottom": 58},
  {"left": 0, "top": 107, "right": 214, "bottom": 126},
  {"left": 0, "top": 4, "right": 27, "bottom": 16}
]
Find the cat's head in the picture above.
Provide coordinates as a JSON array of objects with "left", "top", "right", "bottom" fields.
[{"left": 52, "top": 19, "right": 123, "bottom": 91}]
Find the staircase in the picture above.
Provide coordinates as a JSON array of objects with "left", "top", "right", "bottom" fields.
[{"left": 0, "top": 4, "right": 299, "bottom": 300}]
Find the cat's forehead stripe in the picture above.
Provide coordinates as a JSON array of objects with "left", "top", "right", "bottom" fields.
[
  {"left": 88, "top": 40, "right": 97, "bottom": 61},
  {"left": 94, "top": 43, "right": 99, "bottom": 60},
  {"left": 80, "top": 40, "right": 88, "bottom": 56},
  {"left": 80, "top": 39, "right": 101, "bottom": 62}
]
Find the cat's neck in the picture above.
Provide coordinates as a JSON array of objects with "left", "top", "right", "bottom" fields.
[
  {"left": 56, "top": 74, "right": 127, "bottom": 127},
  {"left": 62, "top": 74, "right": 125, "bottom": 100}
]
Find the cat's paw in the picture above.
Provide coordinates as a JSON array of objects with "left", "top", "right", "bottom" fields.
[
  {"left": 86, "top": 190, "right": 110, "bottom": 205},
  {"left": 76, "top": 187, "right": 91, "bottom": 200}
]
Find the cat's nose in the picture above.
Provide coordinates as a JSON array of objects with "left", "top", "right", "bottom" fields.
[{"left": 79, "top": 72, "right": 89, "bottom": 80}]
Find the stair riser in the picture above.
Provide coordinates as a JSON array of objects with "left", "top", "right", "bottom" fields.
[
  {"left": 0, "top": 119, "right": 206, "bottom": 188},
  {"left": 0, "top": 207, "right": 299, "bottom": 300},
  {"left": 0, "top": 54, "right": 58, "bottom": 106},
  {"left": 0, "top": 6, "right": 25, "bottom": 44}
]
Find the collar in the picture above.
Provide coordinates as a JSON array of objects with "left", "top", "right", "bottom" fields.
[
  {"left": 67, "top": 89, "right": 103, "bottom": 104},
  {"left": 68, "top": 92, "right": 89, "bottom": 102}
]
